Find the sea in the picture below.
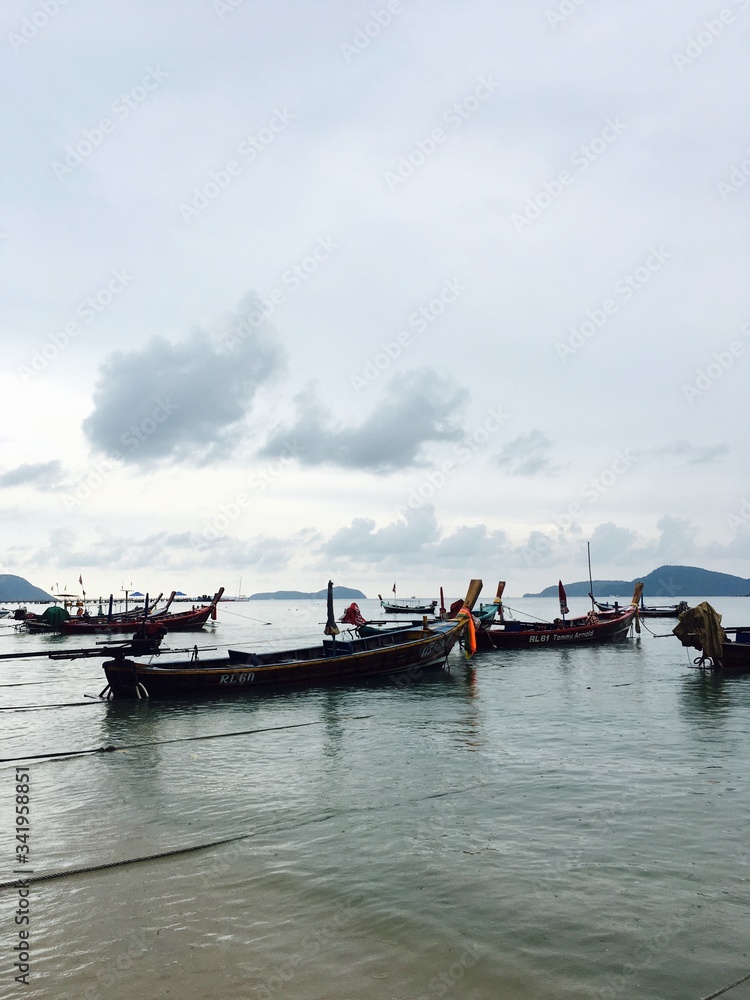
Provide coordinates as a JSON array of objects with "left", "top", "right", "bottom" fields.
[{"left": 1, "top": 595, "right": 749, "bottom": 1000}]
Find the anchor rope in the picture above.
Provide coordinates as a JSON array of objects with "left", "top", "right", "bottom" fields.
[
  {"left": 700, "top": 970, "right": 750, "bottom": 1000},
  {"left": 0, "top": 715, "right": 373, "bottom": 764},
  {"left": 0, "top": 778, "right": 491, "bottom": 890},
  {"left": 0, "top": 701, "right": 102, "bottom": 712},
  {"left": 0, "top": 834, "right": 250, "bottom": 890}
]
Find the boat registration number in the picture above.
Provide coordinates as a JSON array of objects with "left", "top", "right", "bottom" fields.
[
  {"left": 528, "top": 631, "right": 594, "bottom": 643},
  {"left": 219, "top": 672, "right": 255, "bottom": 684}
]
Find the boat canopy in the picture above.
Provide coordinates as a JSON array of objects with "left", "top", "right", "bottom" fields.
[{"left": 672, "top": 602, "right": 726, "bottom": 663}]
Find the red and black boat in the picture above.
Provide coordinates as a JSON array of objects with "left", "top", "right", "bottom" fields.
[
  {"left": 475, "top": 583, "right": 642, "bottom": 650},
  {"left": 60, "top": 589, "right": 224, "bottom": 635}
]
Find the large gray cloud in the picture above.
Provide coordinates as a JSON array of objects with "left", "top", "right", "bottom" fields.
[
  {"left": 258, "top": 369, "right": 466, "bottom": 472},
  {"left": 83, "top": 296, "right": 284, "bottom": 465}
]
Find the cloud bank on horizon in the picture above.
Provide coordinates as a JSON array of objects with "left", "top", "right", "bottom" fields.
[{"left": 1, "top": 0, "right": 748, "bottom": 596}]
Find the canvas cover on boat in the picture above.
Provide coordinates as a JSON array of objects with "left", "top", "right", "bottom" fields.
[
  {"left": 672, "top": 602, "right": 726, "bottom": 663},
  {"left": 40, "top": 605, "right": 70, "bottom": 627}
]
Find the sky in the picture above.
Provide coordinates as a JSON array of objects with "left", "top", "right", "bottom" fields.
[{"left": 1, "top": 0, "right": 749, "bottom": 602}]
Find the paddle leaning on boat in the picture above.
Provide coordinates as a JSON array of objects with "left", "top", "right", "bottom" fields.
[
  {"left": 472, "top": 582, "right": 643, "bottom": 649},
  {"left": 97, "top": 580, "right": 484, "bottom": 701}
]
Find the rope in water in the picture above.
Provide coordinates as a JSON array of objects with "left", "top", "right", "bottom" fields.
[
  {"left": 701, "top": 970, "right": 750, "bottom": 1000},
  {"left": 0, "top": 701, "right": 102, "bottom": 712},
  {"left": 212, "top": 606, "right": 272, "bottom": 624},
  {"left": 0, "top": 834, "right": 250, "bottom": 890},
  {"left": 0, "top": 715, "right": 373, "bottom": 764},
  {"left": 0, "top": 776, "right": 489, "bottom": 891}
]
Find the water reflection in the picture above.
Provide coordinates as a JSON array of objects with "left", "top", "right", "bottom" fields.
[{"left": 678, "top": 669, "right": 750, "bottom": 724}]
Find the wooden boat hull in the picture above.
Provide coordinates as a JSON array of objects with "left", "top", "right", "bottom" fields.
[
  {"left": 101, "top": 621, "right": 465, "bottom": 700},
  {"left": 714, "top": 631, "right": 750, "bottom": 673},
  {"left": 61, "top": 606, "right": 215, "bottom": 635},
  {"left": 476, "top": 607, "right": 637, "bottom": 649}
]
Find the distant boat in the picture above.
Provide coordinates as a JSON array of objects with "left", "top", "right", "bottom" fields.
[
  {"left": 595, "top": 598, "right": 688, "bottom": 619},
  {"left": 98, "top": 580, "right": 483, "bottom": 701},
  {"left": 378, "top": 594, "right": 438, "bottom": 615}
]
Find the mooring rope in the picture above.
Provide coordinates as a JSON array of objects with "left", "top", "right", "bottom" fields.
[
  {"left": 213, "top": 606, "right": 273, "bottom": 625},
  {"left": 0, "top": 777, "right": 491, "bottom": 891},
  {"left": 0, "top": 701, "right": 102, "bottom": 712},
  {"left": 0, "top": 715, "right": 373, "bottom": 764},
  {"left": 0, "top": 681, "right": 50, "bottom": 688},
  {"left": 0, "top": 834, "right": 250, "bottom": 890},
  {"left": 701, "top": 970, "right": 750, "bottom": 1000}
]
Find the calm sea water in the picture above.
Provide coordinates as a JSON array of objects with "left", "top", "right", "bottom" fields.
[{"left": 1, "top": 596, "right": 749, "bottom": 1000}]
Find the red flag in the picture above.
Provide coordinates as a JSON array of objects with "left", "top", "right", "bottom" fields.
[
  {"left": 79, "top": 575, "right": 83, "bottom": 587},
  {"left": 392, "top": 583, "right": 396, "bottom": 595},
  {"left": 558, "top": 580, "right": 569, "bottom": 616}
]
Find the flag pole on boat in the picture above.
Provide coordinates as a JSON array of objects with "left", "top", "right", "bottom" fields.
[{"left": 587, "top": 541, "right": 596, "bottom": 611}]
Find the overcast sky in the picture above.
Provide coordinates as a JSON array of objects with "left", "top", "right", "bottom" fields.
[{"left": 1, "top": 0, "right": 749, "bottom": 601}]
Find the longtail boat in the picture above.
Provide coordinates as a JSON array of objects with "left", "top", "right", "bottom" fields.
[
  {"left": 99, "top": 580, "right": 482, "bottom": 701},
  {"left": 61, "top": 589, "right": 224, "bottom": 635},
  {"left": 475, "top": 583, "right": 642, "bottom": 650},
  {"left": 378, "top": 594, "right": 438, "bottom": 614},
  {"left": 16, "top": 593, "right": 164, "bottom": 633},
  {"left": 595, "top": 598, "right": 688, "bottom": 619}
]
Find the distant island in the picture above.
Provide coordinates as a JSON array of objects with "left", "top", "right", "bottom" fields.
[
  {"left": 0, "top": 574, "right": 55, "bottom": 603},
  {"left": 249, "top": 586, "right": 367, "bottom": 600},
  {"left": 525, "top": 565, "right": 750, "bottom": 599}
]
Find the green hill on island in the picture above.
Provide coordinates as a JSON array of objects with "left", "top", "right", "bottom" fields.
[
  {"left": 0, "top": 574, "right": 55, "bottom": 603},
  {"left": 525, "top": 565, "right": 750, "bottom": 599},
  {"left": 249, "top": 586, "right": 367, "bottom": 600}
]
